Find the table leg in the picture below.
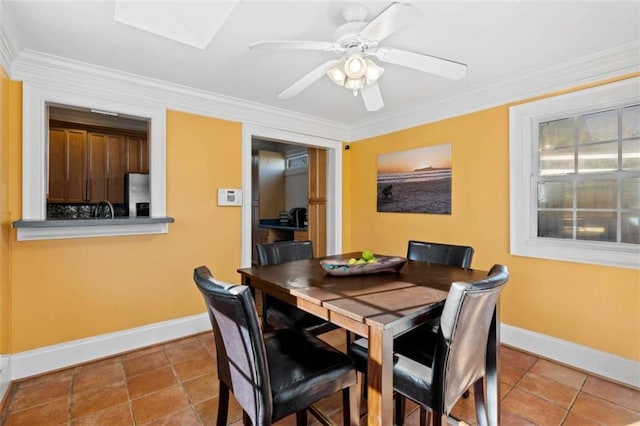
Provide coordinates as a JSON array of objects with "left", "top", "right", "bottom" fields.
[
  {"left": 486, "top": 307, "right": 500, "bottom": 426},
  {"left": 367, "top": 326, "right": 393, "bottom": 426}
]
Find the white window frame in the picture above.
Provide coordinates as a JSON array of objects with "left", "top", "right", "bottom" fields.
[
  {"left": 18, "top": 83, "right": 168, "bottom": 240},
  {"left": 509, "top": 77, "right": 640, "bottom": 270}
]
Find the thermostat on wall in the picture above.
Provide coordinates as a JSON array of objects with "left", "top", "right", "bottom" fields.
[{"left": 218, "top": 188, "right": 242, "bottom": 206}]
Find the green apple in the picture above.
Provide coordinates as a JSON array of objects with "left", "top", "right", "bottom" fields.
[
  {"left": 348, "top": 258, "right": 357, "bottom": 265},
  {"left": 362, "top": 250, "right": 374, "bottom": 261}
]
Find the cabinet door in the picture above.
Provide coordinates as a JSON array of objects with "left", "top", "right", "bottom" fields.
[
  {"left": 125, "top": 136, "right": 149, "bottom": 173},
  {"left": 48, "top": 128, "right": 86, "bottom": 203},
  {"left": 106, "top": 135, "right": 125, "bottom": 203},
  {"left": 307, "top": 148, "right": 327, "bottom": 256},
  {"left": 140, "top": 138, "right": 149, "bottom": 173},
  {"left": 48, "top": 129, "right": 66, "bottom": 202},
  {"left": 65, "top": 129, "right": 87, "bottom": 203},
  {"left": 87, "top": 133, "right": 107, "bottom": 202}
]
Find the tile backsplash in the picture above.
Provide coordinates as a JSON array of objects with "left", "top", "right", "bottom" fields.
[{"left": 47, "top": 203, "right": 127, "bottom": 219}]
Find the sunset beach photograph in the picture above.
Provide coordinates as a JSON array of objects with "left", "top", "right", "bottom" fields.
[{"left": 377, "top": 144, "right": 452, "bottom": 214}]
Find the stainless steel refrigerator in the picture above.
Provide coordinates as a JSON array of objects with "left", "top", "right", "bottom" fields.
[{"left": 125, "top": 173, "right": 150, "bottom": 217}]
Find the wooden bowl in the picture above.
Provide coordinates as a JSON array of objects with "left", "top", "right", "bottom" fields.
[{"left": 320, "top": 256, "right": 407, "bottom": 276}]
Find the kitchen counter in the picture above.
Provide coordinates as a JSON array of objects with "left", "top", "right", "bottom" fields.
[
  {"left": 13, "top": 217, "right": 174, "bottom": 228},
  {"left": 258, "top": 219, "right": 307, "bottom": 232}
]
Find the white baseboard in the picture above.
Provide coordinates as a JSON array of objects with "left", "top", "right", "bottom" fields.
[
  {"left": 10, "top": 313, "right": 210, "bottom": 381},
  {"left": 5, "top": 317, "right": 638, "bottom": 391},
  {"left": 501, "top": 323, "right": 640, "bottom": 389}
]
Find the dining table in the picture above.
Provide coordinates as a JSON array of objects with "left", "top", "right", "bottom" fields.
[{"left": 237, "top": 253, "right": 500, "bottom": 426}]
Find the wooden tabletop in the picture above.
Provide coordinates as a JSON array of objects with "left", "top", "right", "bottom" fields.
[{"left": 238, "top": 252, "right": 489, "bottom": 331}]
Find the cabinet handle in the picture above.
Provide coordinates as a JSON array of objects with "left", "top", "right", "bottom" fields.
[{"left": 87, "top": 179, "right": 91, "bottom": 201}]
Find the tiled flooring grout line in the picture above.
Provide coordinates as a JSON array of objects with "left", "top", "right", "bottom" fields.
[
  {"left": 124, "top": 357, "right": 137, "bottom": 426},
  {"left": 560, "top": 373, "right": 588, "bottom": 426}
]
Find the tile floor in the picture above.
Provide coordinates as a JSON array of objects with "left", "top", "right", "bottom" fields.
[{"left": 1, "top": 329, "right": 639, "bottom": 425}]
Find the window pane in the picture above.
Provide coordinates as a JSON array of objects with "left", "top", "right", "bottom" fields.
[
  {"left": 622, "top": 139, "right": 640, "bottom": 171},
  {"left": 577, "top": 142, "right": 618, "bottom": 173},
  {"left": 621, "top": 104, "right": 640, "bottom": 139},
  {"left": 540, "top": 147, "right": 574, "bottom": 175},
  {"left": 538, "top": 210, "right": 572, "bottom": 239},
  {"left": 576, "top": 211, "right": 616, "bottom": 242},
  {"left": 578, "top": 109, "right": 617, "bottom": 144},
  {"left": 622, "top": 211, "right": 640, "bottom": 244},
  {"left": 622, "top": 177, "right": 640, "bottom": 209},
  {"left": 287, "top": 154, "right": 308, "bottom": 169},
  {"left": 539, "top": 118, "right": 573, "bottom": 150},
  {"left": 538, "top": 181, "right": 572, "bottom": 208},
  {"left": 577, "top": 180, "right": 616, "bottom": 209}
]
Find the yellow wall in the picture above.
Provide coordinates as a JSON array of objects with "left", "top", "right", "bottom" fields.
[
  {"left": 343, "top": 77, "right": 640, "bottom": 361},
  {"left": 9, "top": 109, "right": 242, "bottom": 352},
  {"left": 0, "top": 66, "right": 11, "bottom": 354},
  {"left": 3, "top": 69, "right": 639, "bottom": 362}
]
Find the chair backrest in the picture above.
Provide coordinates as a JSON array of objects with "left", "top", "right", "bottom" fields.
[
  {"left": 256, "top": 240, "right": 314, "bottom": 266},
  {"left": 193, "top": 266, "right": 272, "bottom": 425},
  {"left": 432, "top": 264, "right": 509, "bottom": 414},
  {"left": 407, "top": 240, "right": 474, "bottom": 269}
]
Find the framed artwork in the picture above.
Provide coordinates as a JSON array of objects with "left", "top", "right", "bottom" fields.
[{"left": 377, "top": 144, "right": 452, "bottom": 214}]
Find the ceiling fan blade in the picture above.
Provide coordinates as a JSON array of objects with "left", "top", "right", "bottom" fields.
[
  {"left": 358, "top": 2, "right": 418, "bottom": 43},
  {"left": 250, "top": 40, "right": 337, "bottom": 51},
  {"left": 360, "top": 82, "right": 384, "bottom": 112},
  {"left": 375, "top": 46, "right": 467, "bottom": 80},
  {"left": 278, "top": 59, "right": 341, "bottom": 99}
]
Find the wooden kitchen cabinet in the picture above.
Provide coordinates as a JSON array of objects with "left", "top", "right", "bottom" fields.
[
  {"left": 126, "top": 136, "right": 149, "bottom": 173},
  {"left": 258, "top": 227, "right": 293, "bottom": 244},
  {"left": 87, "top": 132, "right": 125, "bottom": 203},
  {"left": 294, "top": 231, "right": 309, "bottom": 241},
  {"left": 48, "top": 128, "right": 87, "bottom": 203},
  {"left": 87, "top": 133, "right": 107, "bottom": 202},
  {"left": 48, "top": 126, "right": 146, "bottom": 204}
]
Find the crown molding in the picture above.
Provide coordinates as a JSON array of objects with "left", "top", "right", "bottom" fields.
[
  {"left": 10, "top": 50, "right": 351, "bottom": 142},
  {"left": 0, "top": 1, "right": 19, "bottom": 74},
  {"left": 4, "top": 36, "right": 638, "bottom": 143},
  {"left": 348, "top": 40, "right": 640, "bottom": 141}
]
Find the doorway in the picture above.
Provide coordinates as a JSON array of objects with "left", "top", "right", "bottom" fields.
[{"left": 241, "top": 125, "right": 343, "bottom": 267}]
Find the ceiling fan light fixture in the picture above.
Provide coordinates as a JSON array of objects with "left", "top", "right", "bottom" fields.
[
  {"left": 344, "top": 76, "right": 365, "bottom": 93},
  {"left": 344, "top": 53, "right": 366, "bottom": 79},
  {"left": 327, "top": 65, "right": 347, "bottom": 86},
  {"left": 364, "top": 59, "right": 384, "bottom": 84}
]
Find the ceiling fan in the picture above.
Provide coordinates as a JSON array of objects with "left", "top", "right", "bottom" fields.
[{"left": 249, "top": 2, "right": 467, "bottom": 112}]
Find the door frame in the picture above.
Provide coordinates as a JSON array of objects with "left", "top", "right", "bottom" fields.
[{"left": 241, "top": 124, "right": 343, "bottom": 267}]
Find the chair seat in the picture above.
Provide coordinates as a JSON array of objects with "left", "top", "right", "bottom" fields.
[
  {"left": 265, "top": 297, "right": 338, "bottom": 335},
  {"left": 348, "top": 338, "right": 436, "bottom": 408},
  {"left": 266, "top": 328, "right": 356, "bottom": 421}
]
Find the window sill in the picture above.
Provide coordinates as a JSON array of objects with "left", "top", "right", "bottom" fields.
[
  {"left": 12, "top": 217, "right": 174, "bottom": 241},
  {"left": 511, "top": 235, "right": 640, "bottom": 270}
]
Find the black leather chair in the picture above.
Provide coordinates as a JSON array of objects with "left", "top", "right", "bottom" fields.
[
  {"left": 256, "top": 240, "right": 337, "bottom": 335},
  {"left": 394, "top": 240, "right": 476, "bottom": 421},
  {"left": 400, "top": 240, "right": 475, "bottom": 345},
  {"left": 348, "top": 265, "right": 509, "bottom": 426},
  {"left": 193, "top": 266, "right": 357, "bottom": 426},
  {"left": 407, "top": 240, "right": 474, "bottom": 268},
  {"left": 350, "top": 240, "right": 476, "bottom": 419}
]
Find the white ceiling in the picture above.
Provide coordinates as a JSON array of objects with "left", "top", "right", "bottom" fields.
[{"left": 2, "top": 1, "right": 639, "bottom": 127}]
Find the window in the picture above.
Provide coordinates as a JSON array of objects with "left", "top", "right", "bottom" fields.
[
  {"left": 510, "top": 77, "right": 640, "bottom": 269},
  {"left": 16, "top": 83, "right": 169, "bottom": 240},
  {"left": 286, "top": 153, "right": 308, "bottom": 169},
  {"left": 47, "top": 104, "right": 150, "bottom": 219}
]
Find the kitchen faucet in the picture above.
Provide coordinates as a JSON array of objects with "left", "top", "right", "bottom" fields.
[{"left": 94, "top": 200, "right": 115, "bottom": 219}]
